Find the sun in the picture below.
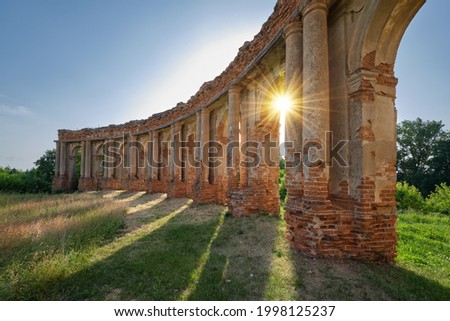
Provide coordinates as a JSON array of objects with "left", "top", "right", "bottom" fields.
[{"left": 273, "top": 95, "right": 292, "bottom": 114}]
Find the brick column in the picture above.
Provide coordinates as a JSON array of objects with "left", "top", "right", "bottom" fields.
[
  {"left": 200, "top": 108, "right": 210, "bottom": 184},
  {"left": 302, "top": 0, "right": 331, "bottom": 207},
  {"left": 227, "top": 85, "right": 241, "bottom": 191},
  {"left": 146, "top": 131, "right": 153, "bottom": 180},
  {"left": 169, "top": 124, "right": 177, "bottom": 181},
  {"left": 80, "top": 141, "right": 86, "bottom": 178},
  {"left": 60, "top": 142, "right": 67, "bottom": 177},
  {"left": 239, "top": 90, "right": 248, "bottom": 187},
  {"left": 129, "top": 135, "right": 138, "bottom": 178},
  {"left": 85, "top": 140, "right": 92, "bottom": 178},
  {"left": 151, "top": 130, "right": 159, "bottom": 181},
  {"left": 106, "top": 140, "right": 113, "bottom": 179},
  {"left": 284, "top": 20, "right": 303, "bottom": 202},
  {"left": 195, "top": 111, "right": 202, "bottom": 184},
  {"left": 172, "top": 123, "right": 182, "bottom": 182},
  {"left": 55, "top": 141, "right": 60, "bottom": 177}
]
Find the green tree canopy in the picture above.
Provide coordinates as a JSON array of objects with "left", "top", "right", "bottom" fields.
[
  {"left": 0, "top": 149, "right": 56, "bottom": 193},
  {"left": 34, "top": 149, "right": 56, "bottom": 183},
  {"left": 397, "top": 118, "right": 449, "bottom": 196}
]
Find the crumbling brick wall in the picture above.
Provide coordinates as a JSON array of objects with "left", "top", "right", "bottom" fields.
[{"left": 53, "top": 0, "right": 425, "bottom": 262}]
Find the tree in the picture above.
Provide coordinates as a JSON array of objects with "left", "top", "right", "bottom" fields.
[
  {"left": 34, "top": 149, "right": 56, "bottom": 181},
  {"left": 0, "top": 150, "right": 56, "bottom": 193},
  {"left": 34, "top": 149, "right": 56, "bottom": 191},
  {"left": 397, "top": 118, "right": 449, "bottom": 196},
  {"left": 430, "top": 135, "right": 450, "bottom": 184}
]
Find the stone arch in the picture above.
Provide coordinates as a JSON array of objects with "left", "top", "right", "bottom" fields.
[
  {"left": 363, "top": 0, "right": 424, "bottom": 66},
  {"left": 346, "top": 0, "right": 424, "bottom": 73},
  {"left": 344, "top": 0, "right": 425, "bottom": 202}
]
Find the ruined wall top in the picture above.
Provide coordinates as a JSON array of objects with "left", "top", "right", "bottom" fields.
[{"left": 58, "top": 0, "right": 301, "bottom": 141}]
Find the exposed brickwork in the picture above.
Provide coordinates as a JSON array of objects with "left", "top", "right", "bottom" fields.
[
  {"left": 56, "top": 0, "right": 299, "bottom": 143},
  {"left": 52, "top": 0, "right": 424, "bottom": 263},
  {"left": 228, "top": 186, "right": 279, "bottom": 217}
]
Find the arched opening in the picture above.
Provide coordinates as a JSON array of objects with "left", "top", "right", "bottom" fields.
[
  {"left": 396, "top": 3, "right": 450, "bottom": 124},
  {"left": 68, "top": 144, "right": 82, "bottom": 191},
  {"left": 93, "top": 142, "right": 105, "bottom": 189},
  {"left": 185, "top": 121, "right": 197, "bottom": 196}
]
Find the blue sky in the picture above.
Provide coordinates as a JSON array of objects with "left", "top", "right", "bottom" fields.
[{"left": 0, "top": 0, "right": 448, "bottom": 170}]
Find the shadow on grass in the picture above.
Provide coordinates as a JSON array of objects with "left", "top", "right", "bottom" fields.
[
  {"left": 359, "top": 262, "right": 450, "bottom": 300},
  {"left": 0, "top": 194, "right": 189, "bottom": 300},
  {"left": 287, "top": 248, "right": 450, "bottom": 300},
  {"left": 186, "top": 215, "right": 281, "bottom": 300},
  {"left": 3, "top": 193, "right": 449, "bottom": 300},
  {"left": 37, "top": 201, "right": 228, "bottom": 300},
  {"left": 33, "top": 206, "right": 281, "bottom": 301}
]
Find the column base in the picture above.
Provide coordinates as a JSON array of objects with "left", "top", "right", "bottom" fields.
[
  {"left": 149, "top": 179, "right": 168, "bottom": 194},
  {"left": 78, "top": 178, "right": 96, "bottom": 191},
  {"left": 52, "top": 176, "right": 71, "bottom": 193},
  {"left": 285, "top": 198, "right": 397, "bottom": 262},
  {"left": 193, "top": 181, "right": 217, "bottom": 204},
  {"left": 228, "top": 188, "right": 280, "bottom": 217},
  {"left": 169, "top": 180, "right": 188, "bottom": 198}
]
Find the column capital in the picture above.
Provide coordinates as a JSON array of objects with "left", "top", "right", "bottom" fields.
[
  {"left": 284, "top": 20, "right": 303, "bottom": 39},
  {"left": 172, "top": 121, "right": 182, "bottom": 131},
  {"left": 228, "top": 84, "right": 242, "bottom": 95},
  {"left": 201, "top": 107, "right": 210, "bottom": 116},
  {"left": 301, "top": 0, "right": 328, "bottom": 17}
]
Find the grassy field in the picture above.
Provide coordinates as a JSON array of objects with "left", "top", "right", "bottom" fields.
[{"left": 0, "top": 191, "right": 449, "bottom": 300}]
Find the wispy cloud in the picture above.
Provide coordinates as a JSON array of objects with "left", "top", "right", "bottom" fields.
[{"left": 0, "top": 104, "right": 32, "bottom": 116}]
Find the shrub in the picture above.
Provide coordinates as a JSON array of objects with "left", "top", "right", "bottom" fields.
[
  {"left": 0, "top": 167, "right": 52, "bottom": 194},
  {"left": 396, "top": 182, "right": 425, "bottom": 211},
  {"left": 426, "top": 183, "right": 450, "bottom": 214}
]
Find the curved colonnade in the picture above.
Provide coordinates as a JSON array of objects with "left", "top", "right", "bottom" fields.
[{"left": 53, "top": 0, "right": 425, "bottom": 262}]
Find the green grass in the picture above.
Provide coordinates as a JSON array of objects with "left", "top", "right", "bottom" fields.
[{"left": 0, "top": 192, "right": 449, "bottom": 300}]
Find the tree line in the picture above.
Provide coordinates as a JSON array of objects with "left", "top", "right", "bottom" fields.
[
  {"left": 0, "top": 150, "right": 55, "bottom": 193},
  {"left": 395, "top": 118, "right": 450, "bottom": 214},
  {"left": 397, "top": 118, "right": 450, "bottom": 196}
]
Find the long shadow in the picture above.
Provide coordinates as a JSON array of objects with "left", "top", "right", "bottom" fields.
[
  {"left": 34, "top": 202, "right": 225, "bottom": 300},
  {"left": 187, "top": 214, "right": 280, "bottom": 300},
  {"left": 288, "top": 247, "right": 450, "bottom": 300},
  {"left": 358, "top": 262, "right": 450, "bottom": 300}
]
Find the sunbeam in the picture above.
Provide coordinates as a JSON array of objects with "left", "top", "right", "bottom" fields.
[{"left": 179, "top": 211, "right": 226, "bottom": 300}]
